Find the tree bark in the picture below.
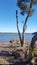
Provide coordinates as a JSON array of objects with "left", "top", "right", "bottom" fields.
[
  {"left": 22, "top": 12, "right": 29, "bottom": 48},
  {"left": 16, "top": 10, "right": 23, "bottom": 47}
]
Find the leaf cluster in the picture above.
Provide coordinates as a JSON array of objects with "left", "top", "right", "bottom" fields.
[{"left": 17, "top": 0, "right": 37, "bottom": 16}]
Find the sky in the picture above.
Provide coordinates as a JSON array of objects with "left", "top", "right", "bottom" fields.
[{"left": 0, "top": 0, "right": 37, "bottom": 33}]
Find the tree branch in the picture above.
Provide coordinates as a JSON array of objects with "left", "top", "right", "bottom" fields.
[
  {"left": 22, "top": 0, "right": 33, "bottom": 44},
  {"left": 16, "top": 10, "right": 22, "bottom": 43}
]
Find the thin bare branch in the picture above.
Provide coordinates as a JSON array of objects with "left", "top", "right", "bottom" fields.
[{"left": 16, "top": 10, "right": 22, "bottom": 43}]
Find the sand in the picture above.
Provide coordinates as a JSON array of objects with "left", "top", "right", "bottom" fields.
[{"left": 0, "top": 39, "right": 37, "bottom": 65}]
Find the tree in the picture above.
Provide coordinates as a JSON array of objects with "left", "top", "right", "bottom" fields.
[
  {"left": 16, "top": 0, "right": 37, "bottom": 63},
  {"left": 16, "top": 0, "right": 37, "bottom": 47}
]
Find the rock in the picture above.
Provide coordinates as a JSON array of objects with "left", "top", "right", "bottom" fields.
[{"left": 9, "top": 39, "right": 20, "bottom": 44}]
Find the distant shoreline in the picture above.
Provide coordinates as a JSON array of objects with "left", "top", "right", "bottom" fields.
[{"left": 0, "top": 33, "right": 33, "bottom": 43}]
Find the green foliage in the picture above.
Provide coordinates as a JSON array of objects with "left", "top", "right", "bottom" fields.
[
  {"left": 32, "top": 0, "right": 37, "bottom": 4},
  {"left": 17, "top": 0, "right": 37, "bottom": 16},
  {"left": 26, "top": 7, "right": 34, "bottom": 16}
]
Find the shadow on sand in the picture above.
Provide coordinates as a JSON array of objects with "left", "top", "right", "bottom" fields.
[{"left": 0, "top": 50, "right": 36, "bottom": 65}]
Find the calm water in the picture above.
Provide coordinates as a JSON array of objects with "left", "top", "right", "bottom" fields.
[{"left": 0, "top": 33, "right": 34, "bottom": 43}]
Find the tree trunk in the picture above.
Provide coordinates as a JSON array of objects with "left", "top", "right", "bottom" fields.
[
  {"left": 21, "top": 39, "right": 24, "bottom": 47},
  {"left": 16, "top": 10, "right": 24, "bottom": 47}
]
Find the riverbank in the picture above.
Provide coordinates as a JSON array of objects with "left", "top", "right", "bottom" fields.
[{"left": 0, "top": 39, "right": 37, "bottom": 64}]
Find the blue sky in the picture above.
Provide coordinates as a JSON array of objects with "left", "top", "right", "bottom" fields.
[{"left": 0, "top": 0, "right": 37, "bottom": 33}]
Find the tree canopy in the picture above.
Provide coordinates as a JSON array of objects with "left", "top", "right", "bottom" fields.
[{"left": 17, "top": 0, "right": 37, "bottom": 16}]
